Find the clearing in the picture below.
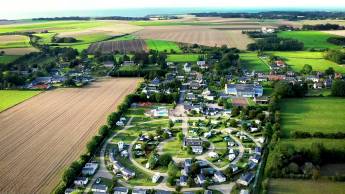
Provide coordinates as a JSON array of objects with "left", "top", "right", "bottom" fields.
[
  {"left": 0, "top": 78, "right": 141, "bottom": 194},
  {"left": 0, "top": 90, "right": 41, "bottom": 112}
]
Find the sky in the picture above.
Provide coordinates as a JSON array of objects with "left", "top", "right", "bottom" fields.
[{"left": 1, "top": 0, "right": 345, "bottom": 19}]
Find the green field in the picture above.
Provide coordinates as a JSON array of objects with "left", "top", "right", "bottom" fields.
[
  {"left": 0, "top": 35, "right": 31, "bottom": 49},
  {"left": 145, "top": 39, "right": 181, "bottom": 53},
  {"left": 280, "top": 138, "right": 345, "bottom": 151},
  {"left": 268, "top": 51, "right": 345, "bottom": 73},
  {"left": 280, "top": 97, "right": 345, "bottom": 136},
  {"left": 129, "top": 21, "right": 218, "bottom": 26},
  {"left": 0, "top": 55, "right": 20, "bottom": 64},
  {"left": 0, "top": 20, "right": 106, "bottom": 34},
  {"left": 167, "top": 54, "right": 201, "bottom": 62},
  {"left": 277, "top": 31, "right": 340, "bottom": 49},
  {"left": 0, "top": 90, "right": 41, "bottom": 112},
  {"left": 240, "top": 52, "right": 270, "bottom": 72},
  {"left": 269, "top": 178, "right": 345, "bottom": 194}
]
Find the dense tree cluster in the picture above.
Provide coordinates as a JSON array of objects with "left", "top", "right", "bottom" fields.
[
  {"left": 327, "top": 37, "right": 345, "bottom": 46},
  {"left": 302, "top": 23, "right": 345, "bottom": 30},
  {"left": 324, "top": 49, "right": 345, "bottom": 64},
  {"left": 52, "top": 36, "right": 78, "bottom": 43},
  {"left": 247, "top": 37, "right": 304, "bottom": 51},
  {"left": 331, "top": 80, "right": 345, "bottom": 97}
]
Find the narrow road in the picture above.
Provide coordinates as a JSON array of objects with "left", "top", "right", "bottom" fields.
[{"left": 84, "top": 117, "right": 134, "bottom": 193}]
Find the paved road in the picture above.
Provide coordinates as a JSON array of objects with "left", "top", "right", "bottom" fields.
[
  {"left": 209, "top": 182, "right": 235, "bottom": 194},
  {"left": 84, "top": 117, "right": 134, "bottom": 193}
]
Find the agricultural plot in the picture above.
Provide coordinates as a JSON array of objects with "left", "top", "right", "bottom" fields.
[
  {"left": 240, "top": 52, "right": 270, "bottom": 72},
  {"left": 0, "top": 78, "right": 140, "bottom": 194},
  {"left": 280, "top": 97, "right": 345, "bottom": 136},
  {"left": 0, "top": 90, "right": 41, "bottom": 112},
  {"left": 145, "top": 39, "right": 181, "bottom": 53},
  {"left": 277, "top": 31, "right": 340, "bottom": 49},
  {"left": 88, "top": 39, "right": 148, "bottom": 54},
  {"left": 269, "top": 178, "right": 345, "bottom": 194},
  {"left": 0, "top": 35, "right": 38, "bottom": 55},
  {"left": 134, "top": 26, "right": 233, "bottom": 47},
  {"left": 268, "top": 51, "right": 345, "bottom": 73}
]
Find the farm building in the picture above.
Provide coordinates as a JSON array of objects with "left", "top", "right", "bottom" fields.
[{"left": 225, "top": 84, "right": 263, "bottom": 97}]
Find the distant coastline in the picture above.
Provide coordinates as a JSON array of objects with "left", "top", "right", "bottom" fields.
[{"left": 2, "top": 7, "right": 345, "bottom": 20}]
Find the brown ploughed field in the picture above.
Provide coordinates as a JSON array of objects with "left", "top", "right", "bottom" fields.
[
  {"left": 0, "top": 78, "right": 140, "bottom": 194},
  {"left": 88, "top": 39, "right": 148, "bottom": 54}
]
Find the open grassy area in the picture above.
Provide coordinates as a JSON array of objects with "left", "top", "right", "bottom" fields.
[
  {"left": 0, "top": 90, "right": 41, "bottom": 112},
  {"left": 167, "top": 54, "right": 201, "bottom": 62},
  {"left": 269, "top": 178, "right": 345, "bottom": 194},
  {"left": 240, "top": 52, "right": 270, "bottom": 72},
  {"left": 268, "top": 51, "right": 345, "bottom": 73},
  {"left": 163, "top": 138, "right": 192, "bottom": 158},
  {"left": 280, "top": 138, "right": 345, "bottom": 151},
  {"left": 280, "top": 97, "right": 345, "bottom": 136},
  {"left": 145, "top": 39, "right": 181, "bottom": 53},
  {"left": 277, "top": 31, "right": 340, "bottom": 49},
  {"left": 0, "top": 55, "right": 20, "bottom": 64}
]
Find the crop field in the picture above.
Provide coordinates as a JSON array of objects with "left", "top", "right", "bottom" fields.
[
  {"left": 269, "top": 178, "right": 345, "bottom": 194},
  {"left": 0, "top": 90, "right": 41, "bottom": 112},
  {"left": 88, "top": 39, "right": 148, "bottom": 54},
  {"left": 267, "top": 51, "right": 345, "bottom": 73},
  {"left": 0, "top": 35, "right": 38, "bottom": 55},
  {"left": 277, "top": 31, "right": 340, "bottom": 49},
  {"left": 167, "top": 54, "right": 201, "bottom": 62},
  {"left": 240, "top": 52, "right": 270, "bottom": 72},
  {"left": 0, "top": 78, "right": 140, "bottom": 194},
  {"left": 0, "top": 35, "right": 31, "bottom": 48},
  {"left": 280, "top": 97, "right": 345, "bottom": 136},
  {"left": 145, "top": 39, "right": 181, "bottom": 53},
  {"left": 134, "top": 26, "right": 233, "bottom": 47}
]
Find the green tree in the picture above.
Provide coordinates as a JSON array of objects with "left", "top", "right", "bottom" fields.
[{"left": 331, "top": 80, "right": 345, "bottom": 97}]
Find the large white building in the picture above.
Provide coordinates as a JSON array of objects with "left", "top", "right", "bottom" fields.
[{"left": 225, "top": 84, "right": 263, "bottom": 97}]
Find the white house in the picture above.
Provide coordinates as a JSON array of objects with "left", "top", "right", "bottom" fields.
[
  {"left": 208, "top": 152, "right": 219, "bottom": 158},
  {"left": 74, "top": 177, "right": 88, "bottom": 186},
  {"left": 81, "top": 163, "right": 98, "bottom": 175},
  {"left": 114, "top": 187, "right": 129, "bottom": 194},
  {"left": 179, "top": 176, "right": 188, "bottom": 186},
  {"left": 118, "top": 141, "right": 124, "bottom": 151},
  {"left": 149, "top": 107, "right": 169, "bottom": 117},
  {"left": 237, "top": 172, "right": 255, "bottom": 186},
  {"left": 184, "top": 63, "right": 192, "bottom": 73},
  {"left": 132, "top": 188, "right": 147, "bottom": 194},
  {"left": 92, "top": 184, "right": 108, "bottom": 193},
  {"left": 197, "top": 174, "right": 206, "bottom": 184},
  {"left": 116, "top": 120, "right": 125, "bottom": 126},
  {"left": 225, "top": 84, "right": 263, "bottom": 97},
  {"left": 152, "top": 173, "right": 161, "bottom": 183},
  {"left": 250, "top": 154, "right": 261, "bottom": 163},
  {"left": 214, "top": 171, "right": 226, "bottom": 183}
]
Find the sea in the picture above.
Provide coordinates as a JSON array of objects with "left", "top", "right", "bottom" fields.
[{"left": 2, "top": 7, "right": 345, "bottom": 20}]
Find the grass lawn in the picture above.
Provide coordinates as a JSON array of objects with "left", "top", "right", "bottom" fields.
[
  {"left": 0, "top": 90, "right": 41, "bottom": 112},
  {"left": 269, "top": 178, "right": 345, "bottom": 194},
  {"left": 268, "top": 51, "right": 345, "bottom": 73},
  {"left": 280, "top": 97, "right": 345, "bottom": 136},
  {"left": 277, "top": 31, "right": 341, "bottom": 49},
  {"left": 163, "top": 138, "right": 192, "bottom": 158},
  {"left": 240, "top": 52, "right": 270, "bottom": 72},
  {"left": 145, "top": 39, "right": 181, "bottom": 53},
  {"left": 167, "top": 54, "right": 201, "bottom": 62},
  {"left": 0, "top": 55, "right": 20, "bottom": 64},
  {"left": 118, "top": 65, "right": 140, "bottom": 72}
]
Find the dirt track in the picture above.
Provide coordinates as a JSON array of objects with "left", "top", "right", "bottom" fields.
[{"left": 0, "top": 78, "right": 140, "bottom": 194}]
